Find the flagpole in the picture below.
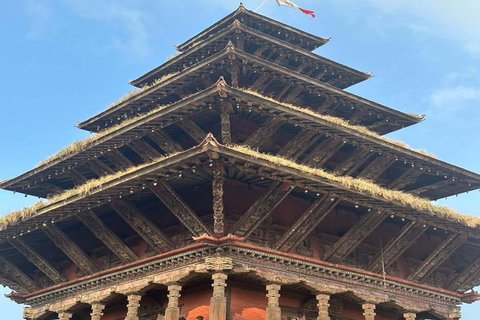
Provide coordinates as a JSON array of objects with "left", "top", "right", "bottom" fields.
[{"left": 254, "top": 0, "right": 269, "bottom": 12}]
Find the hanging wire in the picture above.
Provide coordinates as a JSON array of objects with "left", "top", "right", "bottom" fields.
[{"left": 254, "top": 0, "right": 269, "bottom": 12}]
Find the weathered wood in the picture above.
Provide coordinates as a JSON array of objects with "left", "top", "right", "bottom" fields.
[
  {"left": 177, "top": 119, "right": 208, "bottom": 143},
  {"left": 277, "top": 128, "right": 317, "bottom": 160},
  {"left": 129, "top": 139, "right": 162, "bottom": 161},
  {"left": 43, "top": 224, "right": 101, "bottom": 275},
  {"left": 275, "top": 195, "right": 339, "bottom": 252},
  {"left": 316, "top": 96, "right": 336, "bottom": 113},
  {"left": 357, "top": 154, "right": 396, "bottom": 181},
  {"left": 324, "top": 210, "right": 387, "bottom": 263},
  {"left": 230, "top": 181, "right": 292, "bottom": 237},
  {"left": 150, "top": 182, "right": 213, "bottom": 237},
  {"left": 0, "top": 255, "right": 39, "bottom": 292},
  {"left": 76, "top": 210, "right": 138, "bottom": 264},
  {"left": 367, "top": 221, "right": 427, "bottom": 273},
  {"left": 334, "top": 147, "right": 372, "bottom": 176},
  {"left": 109, "top": 199, "right": 174, "bottom": 253},
  {"left": 448, "top": 255, "right": 480, "bottom": 291},
  {"left": 212, "top": 165, "right": 225, "bottom": 235},
  {"left": 244, "top": 118, "right": 283, "bottom": 148},
  {"left": 220, "top": 103, "right": 232, "bottom": 145},
  {"left": 302, "top": 137, "right": 344, "bottom": 167},
  {"left": 407, "top": 233, "right": 468, "bottom": 282},
  {"left": 0, "top": 268, "right": 30, "bottom": 294},
  {"left": 250, "top": 74, "right": 270, "bottom": 91},
  {"left": 149, "top": 130, "right": 184, "bottom": 154},
  {"left": 387, "top": 167, "right": 423, "bottom": 190},
  {"left": 410, "top": 179, "right": 453, "bottom": 196},
  {"left": 105, "top": 149, "right": 134, "bottom": 169},
  {"left": 87, "top": 159, "right": 115, "bottom": 177},
  {"left": 9, "top": 238, "right": 66, "bottom": 284},
  {"left": 66, "top": 168, "right": 88, "bottom": 186}
]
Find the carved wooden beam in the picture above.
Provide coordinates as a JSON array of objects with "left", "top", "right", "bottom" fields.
[
  {"left": 334, "top": 147, "right": 372, "bottom": 176},
  {"left": 149, "top": 130, "right": 184, "bottom": 154},
  {"left": 230, "top": 181, "right": 292, "bottom": 238},
  {"left": 0, "top": 268, "right": 30, "bottom": 294},
  {"left": 66, "top": 168, "right": 87, "bottom": 186},
  {"left": 0, "top": 255, "right": 39, "bottom": 292},
  {"left": 76, "top": 210, "right": 138, "bottom": 264},
  {"left": 275, "top": 195, "right": 340, "bottom": 252},
  {"left": 409, "top": 179, "right": 453, "bottom": 196},
  {"left": 9, "top": 238, "right": 66, "bottom": 284},
  {"left": 250, "top": 74, "right": 270, "bottom": 91},
  {"left": 277, "top": 128, "right": 318, "bottom": 160},
  {"left": 407, "top": 233, "right": 468, "bottom": 282},
  {"left": 324, "top": 210, "right": 387, "bottom": 263},
  {"left": 43, "top": 224, "right": 101, "bottom": 275},
  {"left": 316, "top": 95, "right": 336, "bottom": 113},
  {"left": 367, "top": 221, "right": 427, "bottom": 273},
  {"left": 357, "top": 154, "right": 396, "bottom": 181},
  {"left": 448, "top": 255, "right": 480, "bottom": 291},
  {"left": 302, "top": 137, "right": 344, "bottom": 167},
  {"left": 177, "top": 118, "right": 208, "bottom": 143},
  {"left": 387, "top": 167, "right": 423, "bottom": 190},
  {"left": 284, "top": 85, "right": 304, "bottom": 103},
  {"left": 230, "top": 62, "right": 240, "bottom": 88},
  {"left": 129, "top": 139, "right": 162, "bottom": 161},
  {"left": 109, "top": 198, "right": 174, "bottom": 253},
  {"left": 212, "top": 164, "right": 225, "bottom": 235},
  {"left": 87, "top": 159, "right": 115, "bottom": 177},
  {"left": 220, "top": 103, "right": 233, "bottom": 145},
  {"left": 150, "top": 182, "right": 213, "bottom": 237},
  {"left": 105, "top": 149, "right": 134, "bottom": 170},
  {"left": 244, "top": 118, "right": 283, "bottom": 148}
]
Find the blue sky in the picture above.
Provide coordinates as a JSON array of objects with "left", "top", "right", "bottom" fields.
[{"left": 0, "top": 0, "right": 479, "bottom": 318}]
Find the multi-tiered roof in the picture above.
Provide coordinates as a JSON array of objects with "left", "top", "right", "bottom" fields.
[{"left": 1, "top": 4, "right": 479, "bottom": 320}]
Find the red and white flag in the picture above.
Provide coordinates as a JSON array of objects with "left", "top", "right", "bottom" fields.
[{"left": 276, "top": 0, "right": 315, "bottom": 18}]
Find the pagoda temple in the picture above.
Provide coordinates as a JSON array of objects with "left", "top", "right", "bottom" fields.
[{"left": 1, "top": 4, "right": 480, "bottom": 320}]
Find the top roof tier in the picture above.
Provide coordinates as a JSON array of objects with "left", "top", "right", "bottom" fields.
[{"left": 175, "top": 3, "right": 330, "bottom": 53}]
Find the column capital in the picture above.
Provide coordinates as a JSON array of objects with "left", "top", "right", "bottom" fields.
[
  {"left": 266, "top": 283, "right": 281, "bottom": 320},
  {"left": 58, "top": 311, "right": 74, "bottom": 320},
  {"left": 362, "top": 303, "right": 376, "bottom": 320},
  {"left": 316, "top": 293, "right": 330, "bottom": 320},
  {"left": 403, "top": 312, "right": 416, "bottom": 320},
  {"left": 90, "top": 302, "right": 106, "bottom": 320}
]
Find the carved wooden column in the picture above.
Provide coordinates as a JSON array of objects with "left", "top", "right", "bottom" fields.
[
  {"left": 90, "top": 303, "right": 106, "bottom": 320},
  {"left": 362, "top": 303, "right": 376, "bottom": 320},
  {"left": 316, "top": 294, "right": 330, "bottom": 320},
  {"left": 212, "top": 164, "right": 225, "bottom": 235},
  {"left": 58, "top": 311, "right": 73, "bottom": 320},
  {"left": 403, "top": 313, "right": 416, "bottom": 320},
  {"left": 266, "top": 284, "right": 281, "bottom": 320},
  {"left": 210, "top": 272, "right": 228, "bottom": 320},
  {"left": 165, "top": 284, "right": 182, "bottom": 320},
  {"left": 126, "top": 293, "right": 143, "bottom": 320}
]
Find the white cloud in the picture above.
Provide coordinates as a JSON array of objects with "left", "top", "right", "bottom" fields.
[
  {"left": 63, "top": 0, "right": 151, "bottom": 57},
  {"left": 25, "top": 0, "right": 53, "bottom": 39},
  {"left": 332, "top": 0, "right": 480, "bottom": 57},
  {"left": 430, "top": 85, "right": 480, "bottom": 112}
]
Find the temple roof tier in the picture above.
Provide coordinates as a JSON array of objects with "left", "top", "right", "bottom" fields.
[
  {"left": 130, "top": 20, "right": 370, "bottom": 89},
  {"left": 2, "top": 82, "right": 478, "bottom": 200},
  {"left": 175, "top": 3, "right": 330, "bottom": 53},
  {"left": 78, "top": 44, "right": 421, "bottom": 134},
  {"left": 0, "top": 136, "right": 479, "bottom": 296}
]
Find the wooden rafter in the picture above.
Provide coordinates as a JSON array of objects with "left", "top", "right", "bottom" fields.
[
  {"left": 274, "top": 195, "right": 339, "bottom": 252},
  {"left": 129, "top": 139, "right": 162, "bottom": 161},
  {"left": 367, "top": 220, "right": 427, "bottom": 273},
  {"left": 177, "top": 118, "right": 208, "bottom": 143},
  {"left": 150, "top": 182, "right": 213, "bottom": 237},
  {"left": 9, "top": 238, "right": 66, "bottom": 284},
  {"left": 109, "top": 199, "right": 174, "bottom": 253},
  {"left": 43, "top": 224, "right": 101, "bottom": 275},
  {"left": 230, "top": 181, "right": 292, "bottom": 238},
  {"left": 87, "top": 159, "right": 115, "bottom": 177},
  {"left": 149, "top": 130, "right": 184, "bottom": 154},
  {"left": 302, "top": 137, "right": 344, "bottom": 167},
  {"left": 448, "top": 255, "right": 480, "bottom": 291},
  {"left": 105, "top": 149, "right": 134, "bottom": 170},
  {"left": 407, "top": 233, "right": 468, "bottom": 282},
  {"left": 387, "top": 167, "right": 423, "bottom": 190},
  {"left": 357, "top": 154, "right": 396, "bottom": 181},
  {"left": 324, "top": 210, "right": 387, "bottom": 263},
  {"left": 0, "top": 255, "right": 39, "bottom": 292},
  {"left": 66, "top": 168, "right": 87, "bottom": 186},
  {"left": 244, "top": 118, "right": 283, "bottom": 148},
  {"left": 76, "top": 210, "right": 138, "bottom": 264},
  {"left": 333, "top": 147, "right": 372, "bottom": 176},
  {"left": 410, "top": 179, "right": 453, "bottom": 196},
  {"left": 277, "top": 128, "right": 318, "bottom": 160}
]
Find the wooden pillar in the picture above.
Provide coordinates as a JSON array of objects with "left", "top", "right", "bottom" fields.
[
  {"left": 90, "top": 303, "right": 106, "bottom": 320},
  {"left": 212, "top": 165, "right": 225, "bottom": 235},
  {"left": 126, "top": 293, "right": 143, "bottom": 320},
  {"left": 316, "top": 294, "right": 330, "bottom": 320},
  {"left": 362, "top": 303, "right": 376, "bottom": 320},
  {"left": 403, "top": 313, "right": 416, "bottom": 320},
  {"left": 209, "top": 272, "right": 228, "bottom": 320},
  {"left": 165, "top": 284, "right": 182, "bottom": 320},
  {"left": 266, "top": 284, "right": 281, "bottom": 320},
  {"left": 58, "top": 311, "right": 73, "bottom": 320}
]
